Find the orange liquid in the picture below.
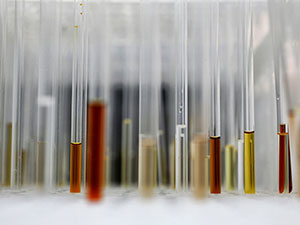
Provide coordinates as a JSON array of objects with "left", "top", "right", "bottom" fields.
[
  {"left": 86, "top": 101, "right": 106, "bottom": 201},
  {"left": 210, "top": 136, "right": 221, "bottom": 194},
  {"left": 70, "top": 142, "right": 82, "bottom": 193}
]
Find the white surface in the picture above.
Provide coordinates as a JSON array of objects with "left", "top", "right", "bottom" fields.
[{"left": 0, "top": 188, "right": 299, "bottom": 225}]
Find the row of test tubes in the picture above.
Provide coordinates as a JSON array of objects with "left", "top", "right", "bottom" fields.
[{"left": 0, "top": 0, "right": 300, "bottom": 202}]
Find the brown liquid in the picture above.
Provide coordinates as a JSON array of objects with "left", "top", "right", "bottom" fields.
[
  {"left": 210, "top": 136, "right": 221, "bottom": 194},
  {"left": 70, "top": 142, "right": 82, "bottom": 193},
  {"left": 86, "top": 101, "right": 106, "bottom": 201},
  {"left": 278, "top": 124, "right": 292, "bottom": 193}
]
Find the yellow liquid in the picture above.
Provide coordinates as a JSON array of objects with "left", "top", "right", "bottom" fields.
[
  {"left": 244, "top": 131, "right": 255, "bottom": 194},
  {"left": 191, "top": 135, "right": 207, "bottom": 198},
  {"left": 138, "top": 138, "right": 157, "bottom": 197},
  {"left": 225, "top": 144, "right": 237, "bottom": 191}
]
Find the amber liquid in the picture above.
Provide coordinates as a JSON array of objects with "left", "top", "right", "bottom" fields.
[
  {"left": 86, "top": 101, "right": 106, "bottom": 201},
  {"left": 210, "top": 136, "right": 221, "bottom": 194},
  {"left": 278, "top": 124, "right": 292, "bottom": 193},
  {"left": 70, "top": 142, "right": 82, "bottom": 193},
  {"left": 191, "top": 135, "right": 207, "bottom": 198}
]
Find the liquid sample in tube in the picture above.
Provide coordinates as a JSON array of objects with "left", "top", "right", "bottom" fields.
[
  {"left": 244, "top": 131, "right": 255, "bottom": 194},
  {"left": 278, "top": 124, "right": 292, "bottom": 193},
  {"left": 139, "top": 137, "right": 157, "bottom": 197},
  {"left": 86, "top": 101, "right": 106, "bottom": 201},
  {"left": 210, "top": 136, "right": 221, "bottom": 194},
  {"left": 36, "top": 141, "right": 46, "bottom": 187},
  {"left": 121, "top": 118, "right": 132, "bottom": 187},
  {"left": 191, "top": 135, "right": 207, "bottom": 198},
  {"left": 4, "top": 123, "right": 12, "bottom": 187},
  {"left": 225, "top": 145, "right": 236, "bottom": 191},
  {"left": 70, "top": 142, "right": 82, "bottom": 193}
]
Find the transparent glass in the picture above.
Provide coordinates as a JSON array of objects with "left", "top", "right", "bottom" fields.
[
  {"left": 36, "top": 0, "right": 61, "bottom": 190},
  {"left": 175, "top": 0, "right": 188, "bottom": 191},
  {"left": 210, "top": 0, "right": 220, "bottom": 137},
  {"left": 139, "top": 0, "right": 161, "bottom": 196},
  {"left": 189, "top": 0, "right": 210, "bottom": 197},
  {"left": 244, "top": 0, "right": 255, "bottom": 132}
]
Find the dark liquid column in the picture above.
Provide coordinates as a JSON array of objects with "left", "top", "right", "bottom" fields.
[{"left": 86, "top": 101, "right": 106, "bottom": 201}]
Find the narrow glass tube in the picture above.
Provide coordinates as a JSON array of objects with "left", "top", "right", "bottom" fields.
[
  {"left": 219, "top": 3, "right": 238, "bottom": 192},
  {"left": 121, "top": 4, "right": 139, "bottom": 187},
  {"left": 268, "top": 0, "right": 292, "bottom": 194},
  {"left": 209, "top": 0, "right": 221, "bottom": 194},
  {"left": 0, "top": 0, "right": 9, "bottom": 187},
  {"left": 189, "top": 0, "right": 210, "bottom": 198},
  {"left": 36, "top": 0, "right": 60, "bottom": 190},
  {"left": 70, "top": 0, "right": 86, "bottom": 193},
  {"left": 11, "top": 0, "right": 25, "bottom": 189},
  {"left": 86, "top": 0, "right": 109, "bottom": 201},
  {"left": 138, "top": 0, "right": 161, "bottom": 197},
  {"left": 175, "top": 0, "right": 188, "bottom": 192},
  {"left": 244, "top": 0, "right": 255, "bottom": 194},
  {"left": 237, "top": 0, "right": 245, "bottom": 193}
]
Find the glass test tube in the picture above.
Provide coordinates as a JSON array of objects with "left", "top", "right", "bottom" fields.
[
  {"left": 189, "top": 0, "right": 210, "bottom": 198},
  {"left": 220, "top": 4, "right": 237, "bottom": 192},
  {"left": 209, "top": 0, "right": 221, "bottom": 194},
  {"left": 121, "top": 4, "right": 138, "bottom": 187},
  {"left": 268, "top": 0, "right": 292, "bottom": 194},
  {"left": 86, "top": 0, "right": 109, "bottom": 201},
  {"left": 70, "top": 0, "right": 86, "bottom": 193},
  {"left": 236, "top": 1, "right": 245, "bottom": 193},
  {"left": 11, "top": 0, "right": 25, "bottom": 188},
  {"left": 0, "top": 0, "right": 8, "bottom": 187},
  {"left": 243, "top": 0, "right": 255, "bottom": 194},
  {"left": 175, "top": 0, "right": 188, "bottom": 191},
  {"left": 138, "top": 0, "right": 161, "bottom": 197},
  {"left": 36, "top": 0, "right": 60, "bottom": 190}
]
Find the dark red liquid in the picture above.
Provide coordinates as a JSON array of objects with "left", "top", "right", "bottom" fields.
[
  {"left": 86, "top": 101, "right": 106, "bottom": 201},
  {"left": 210, "top": 136, "right": 221, "bottom": 194}
]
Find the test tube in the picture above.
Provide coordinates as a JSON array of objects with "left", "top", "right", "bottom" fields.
[
  {"left": 86, "top": 0, "right": 109, "bottom": 201},
  {"left": 175, "top": 0, "right": 188, "bottom": 192},
  {"left": 268, "top": 0, "right": 292, "bottom": 194},
  {"left": 209, "top": 0, "right": 221, "bottom": 194},
  {"left": 121, "top": 4, "right": 139, "bottom": 187},
  {"left": 219, "top": 3, "right": 238, "bottom": 192},
  {"left": 70, "top": 0, "right": 86, "bottom": 193},
  {"left": 11, "top": 0, "right": 25, "bottom": 188},
  {"left": 189, "top": 0, "right": 210, "bottom": 198},
  {"left": 138, "top": 0, "right": 161, "bottom": 197},
  {"left": 243, "top": 0, "right": 255, "bottom": 194},
  {"left": 236, "top": 0, "right": 245, "bottom": 193},
  {"left": 36, "top": 0, "right": 60, "bottom": 190},
  {"left": 0, "top": 0, "right": 8, "bottom": 187}
]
